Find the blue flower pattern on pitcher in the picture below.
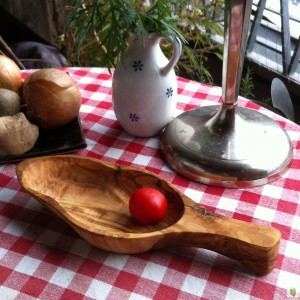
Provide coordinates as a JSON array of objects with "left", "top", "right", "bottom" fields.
[
  {"left": 166, "top": 87, "right": 173, "bottom": 98},
  {"left": 133, "top": 60, "right": 143, "bottom": 71},
  {"left": 129, "top": 113, "right": 139, "bottom": 122}
]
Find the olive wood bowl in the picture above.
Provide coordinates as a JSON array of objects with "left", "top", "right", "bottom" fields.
[{"left": 16, "top": 155, "right": 281, "bottom": 275}]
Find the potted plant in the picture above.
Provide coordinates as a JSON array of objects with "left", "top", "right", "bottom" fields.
[
  {"left": 64, "top": 0, "right": 224, "bottom": 137},
  {"left": 64, "top": 0, "right": 224, "bottom": 82}
]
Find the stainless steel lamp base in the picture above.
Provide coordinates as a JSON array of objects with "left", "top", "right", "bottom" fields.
[
  {"left": 161, "top": 0, "right": 293, "bottom": 188},
  {"left": 161, "top": 104, "right": 293, "bottom": 188}
]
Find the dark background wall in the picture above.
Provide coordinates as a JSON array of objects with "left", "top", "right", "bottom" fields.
[{"left": 0, "top": 0, "right": 68, "bottom": 46}]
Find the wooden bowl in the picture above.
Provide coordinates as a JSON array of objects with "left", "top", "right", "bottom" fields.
[{"left": 16, "top": 155, "right": 281, "bottom": 275}]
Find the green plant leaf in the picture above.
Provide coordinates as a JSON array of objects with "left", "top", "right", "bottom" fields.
[{"left": 64, "top": 0, "right": 224, "bottom": 82}]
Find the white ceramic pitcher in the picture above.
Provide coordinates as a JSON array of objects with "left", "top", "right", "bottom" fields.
[{"left": 112, "top": 33, "right": 182, "bottom": 137}]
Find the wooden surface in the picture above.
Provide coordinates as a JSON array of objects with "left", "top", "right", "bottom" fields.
[
  {"left": 16, "top": 155, "right": 281, "bottom": 275},
  {"left": 0, "top": 0, "right": 69, "bottom": 46}
]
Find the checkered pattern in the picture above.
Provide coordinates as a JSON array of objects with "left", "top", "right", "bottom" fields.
[{"left": 0, "top": 67, "right": 299, "bottom": 299}]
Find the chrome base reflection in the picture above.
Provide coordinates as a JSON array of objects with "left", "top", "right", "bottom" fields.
[{"left": 161, "top": 104, "right": 293, "bottom": 188}]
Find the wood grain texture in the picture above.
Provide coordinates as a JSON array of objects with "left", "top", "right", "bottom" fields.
[
  {"left": 0, "top": 0, "right": 68, "bottom": 45},
  {"left": 16, "top": 155, "right": 281, "bottom": 275}
]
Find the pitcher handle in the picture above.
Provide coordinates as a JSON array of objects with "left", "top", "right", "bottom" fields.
[{"left": 151, "top": 33, "right": 182, "bottom": 76}]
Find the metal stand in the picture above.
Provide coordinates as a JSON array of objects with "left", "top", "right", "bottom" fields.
[{"left": 161, "top": 0, "right": 293, "bottom": 188}]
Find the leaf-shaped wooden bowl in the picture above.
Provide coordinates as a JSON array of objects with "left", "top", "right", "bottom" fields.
[{"left": 16, "top": 155, "right": 281, "bottom": 275}]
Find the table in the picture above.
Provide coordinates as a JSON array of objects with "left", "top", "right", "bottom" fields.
[{"left": 1, "top": 67, "right": 299, "bottom": 299}]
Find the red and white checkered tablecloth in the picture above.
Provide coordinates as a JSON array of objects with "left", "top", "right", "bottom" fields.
[{"left": 1, "top": 67, "right": 299, "bottom": 300}]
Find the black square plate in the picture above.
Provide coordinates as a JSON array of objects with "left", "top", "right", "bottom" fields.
[{"left": 0, "top": 116, "right": 87, "bottom": 164}]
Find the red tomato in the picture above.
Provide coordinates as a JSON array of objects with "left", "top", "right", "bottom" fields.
[{"left": 129, "top": 187, "right": 168, "bottom": 225}]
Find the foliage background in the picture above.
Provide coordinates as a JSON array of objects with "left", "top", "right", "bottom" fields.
[{"left": 64, "top": 0, "right": 224, "bottom": 83}]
